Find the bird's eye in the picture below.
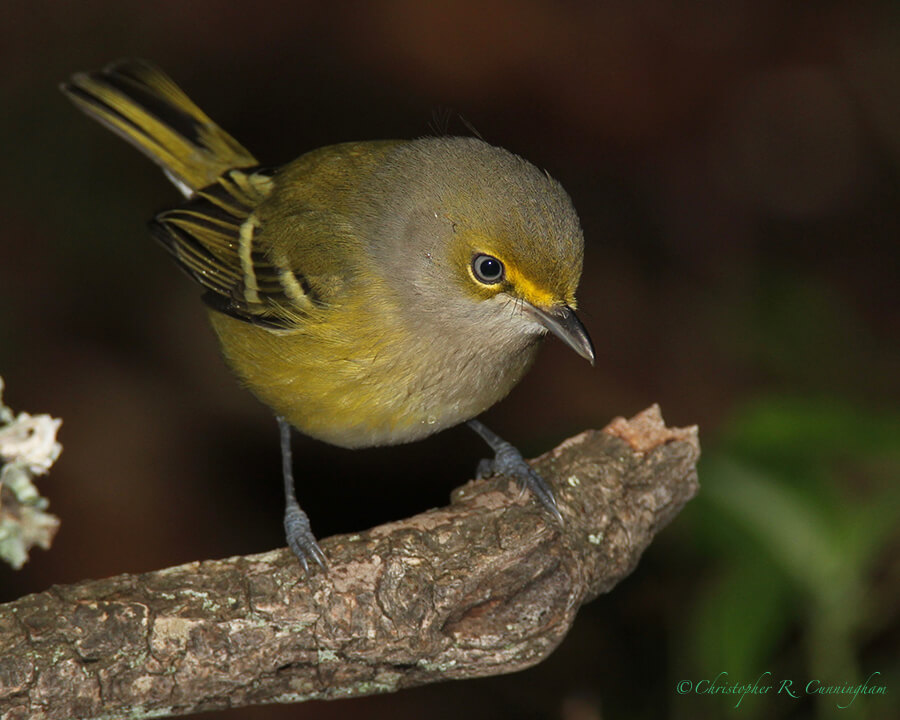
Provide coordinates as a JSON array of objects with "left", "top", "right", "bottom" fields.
[{"left": 471, "top": 254, "right": 505, "bottom": 284}]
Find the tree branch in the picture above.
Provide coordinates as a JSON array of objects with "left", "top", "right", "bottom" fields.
[{"left": 0, "top": 406, "right": 699, "bottom": 719}]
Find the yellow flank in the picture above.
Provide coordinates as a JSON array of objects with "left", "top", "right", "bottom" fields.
[
  {"left": 207, "top": 291, "right": 541, "bottom": 449},
  {"left": 61, "top": 59, "right": 589, "bottom": 452}
]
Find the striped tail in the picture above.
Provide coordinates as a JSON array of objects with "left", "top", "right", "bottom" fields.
[{"left": 61, "top": 59, "right": 257, "bottom": 196}]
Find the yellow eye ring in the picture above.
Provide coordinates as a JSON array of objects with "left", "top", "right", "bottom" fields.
[{"left": 471, "top": 254, "right": 505, "bottom": 285}]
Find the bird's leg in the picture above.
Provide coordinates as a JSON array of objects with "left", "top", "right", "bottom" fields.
[
  {"left": 467, "top": 419, "right": 564, "bottom": 523},
  {"left": 278, "top": 416, "right": 328, "bottom": 572}
]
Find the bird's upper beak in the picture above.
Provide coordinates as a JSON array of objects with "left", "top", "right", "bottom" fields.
[{"left": 524, "top": 303, "right": 595, "bottom": 364}]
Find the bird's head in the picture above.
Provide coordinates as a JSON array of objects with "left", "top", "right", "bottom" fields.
[{"left": 365, "top": 136, "right": 594, "bottom": 364}]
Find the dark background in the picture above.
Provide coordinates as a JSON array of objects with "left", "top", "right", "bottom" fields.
[{"left": 1, "top": 2, "right": 898, "bottom": 719}]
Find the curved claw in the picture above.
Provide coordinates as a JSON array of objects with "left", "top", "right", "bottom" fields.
[
  {"left": 284, "top": 505, "right": 328, "bottom": 573},
  {"left": 475, "top": 458, "right": 495, "bottom": 481},
  {"left": 496, "top": 448, "right": 564, "bottom": 524},
  {"left": 468, "top": 419, "right": 564, "bottom": 524}
]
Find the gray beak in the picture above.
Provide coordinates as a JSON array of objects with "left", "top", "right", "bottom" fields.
[{"left": 524, "top": 303, "right": 595, "bottom": 364}]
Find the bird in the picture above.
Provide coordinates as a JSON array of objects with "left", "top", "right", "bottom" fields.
[{"left": 60, "top": 59, "right": 594, "bottom": 571}]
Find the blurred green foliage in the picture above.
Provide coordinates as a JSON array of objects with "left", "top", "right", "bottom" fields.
[{"left": 672, "top": 397, "right": 899, "bottom": 719}]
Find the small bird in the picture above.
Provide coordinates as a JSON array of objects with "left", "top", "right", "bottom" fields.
[{"left": 61, "top": 60, "right": 594, "bottom": 571}]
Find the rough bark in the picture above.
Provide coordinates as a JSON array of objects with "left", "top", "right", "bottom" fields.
[{"left": 0, "top": 405, "right": 700, "bottom": 719}]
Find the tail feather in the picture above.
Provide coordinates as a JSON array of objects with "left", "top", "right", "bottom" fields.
[{"left": 61, "top": 59, "right": 257, "bottom": 195}]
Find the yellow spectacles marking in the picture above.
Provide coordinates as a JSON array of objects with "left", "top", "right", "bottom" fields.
[{"left": 503, "top": 265, "right": 558, "bottom": 309}]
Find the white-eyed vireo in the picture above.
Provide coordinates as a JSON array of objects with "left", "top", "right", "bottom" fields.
[{"left": 61, "top": 60, "right": 594, "bottom": 571}]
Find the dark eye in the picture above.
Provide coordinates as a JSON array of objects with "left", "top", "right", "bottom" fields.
[{"left": 472, "top": 254, "right": 505, "bottom": 284}]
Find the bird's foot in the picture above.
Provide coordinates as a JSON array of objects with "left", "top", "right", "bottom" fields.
[
  {"left": 284, "top": 503, "right": 328, "bottom": 574},
  {"left": 473, "top": 433, "right": 563, "bottom": 523}
]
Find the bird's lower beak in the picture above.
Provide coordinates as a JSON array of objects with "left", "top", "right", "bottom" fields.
[{"left": 524, "top": 303, "right": 595, "bottom": 364}]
